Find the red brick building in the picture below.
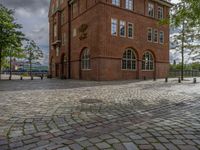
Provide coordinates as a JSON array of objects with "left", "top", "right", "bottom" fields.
[{"left": 49, "top": 0, "right": 172, "bottom": 80}]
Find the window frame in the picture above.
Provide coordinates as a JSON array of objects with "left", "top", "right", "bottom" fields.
[
  {"left": 125, "top": 0, "right": 133, "bottom": 10},
  {"left": 147, "top": 28, "right": 153, "bottom": 42},
  {"left": 153, "top": 29, "right": 158, "bottom": 43},
  {"left": 121, "top": 49, "right": 137, "bottom": 71},
  {"left": 142, "top": 51, "right": 154, "bottom": 71},
  {"left": 112, "top": 0, "right": 120, "bottom": 6},
  {"left": 148, "top": 2, "right": 154, "bottom": 17},
  {"left": 81, "top": 48, "right": 91, "bottom": 70},
  {"left": 158, "top": 6, "right": 164, "bottom": 19},
  {"left": 111, "top": 18, "right": 118, "bottom": 36},
  {"left": 160, "top": 31, "right": 164, "bottom": 44},
  {"left": 127, "top": 22, "right": 134, "bottom": 39},
  {"left": 119, "top": 20, "right": 126, "bottom": 37}
]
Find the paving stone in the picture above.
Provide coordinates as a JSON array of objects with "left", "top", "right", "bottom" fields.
[
  {"left": 123, "top": 142, "right": 139, "bottom": 150},
  {"left": 152, "top": 143, "right": 167, "bottom": 150},
  {"left": 164, "top": 143, "right": 179, "bottom": 150},
  {"left": 96, "top": 142, "right": 111, "bottom": 149},
  {"left": 177, "top": 145, "right": 199, "bottom": 150},
  {"left": 139, "top": 144, "right": 154, "bottom": 150},
  {"left": 69, "top": 143, "right": 83, "bottom": 150},
  {"left": 171, "top": 139, "right": 185, "bottom": 145},
  {"left": 106, "top": 138, "right": 120, "bottom": 144}
]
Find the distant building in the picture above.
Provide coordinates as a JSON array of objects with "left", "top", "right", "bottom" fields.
[{"left": 49, "top": 0, "right": 173, "bottom": 80}]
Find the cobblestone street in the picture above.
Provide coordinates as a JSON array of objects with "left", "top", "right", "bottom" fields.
[{"left": 0, "top": 78, "right": 200, "bottom": 150}]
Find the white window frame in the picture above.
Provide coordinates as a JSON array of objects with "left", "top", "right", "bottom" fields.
[
  {"left": 111, "top": 18, "right": 118, "bottom": 36},
  {"left": 81, "top": 48, "right": 91, "bottom": 70},
  {"left": 147, "top": 28, "right": 153, "bottom": 42},
  {"left": 127, "top": 22, "right": 134, "bottom": 39},
  {"left": 112, "top": 0, "right": 120, "bottom": 6},
  {"left": 142, "top": 51, "right": 154, "bottom": 71},
  {"left": 160, "top": 31, "right": 164, "bottom": 44},
  {"left": 148, "top": 2, "right": 154, "bottom": 17},
  {"left": 154, "top": 29, "right": 158, "bottom": 43},
  {"left": 126, "top": 0, "right": 133, "bottom": 10},
  {"left": 122, "top": 49, "right": 137, "bottom": 71},
  {"left": 158, "top": 6, "right": 164, "bottom": 19},
  {"left": 120, "top": 20, "right": 126, "bottom": 37}
]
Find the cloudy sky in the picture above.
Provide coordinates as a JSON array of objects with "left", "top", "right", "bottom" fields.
[{"left": 1, "top": 0, "right": 179, "bottom": 65}]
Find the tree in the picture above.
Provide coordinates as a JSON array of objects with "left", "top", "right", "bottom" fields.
[
  {"left": 170, "top": 0, "right": 200, "bottom": 80},
  {"left": 24, "top": 40, "right": 43, "bottom": 77},
  {"left": 0, "top": 4, "right": 25, "bottom": 79}
]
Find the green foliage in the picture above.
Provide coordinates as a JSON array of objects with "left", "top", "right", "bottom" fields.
[
  {"left": 0, "top": 4, "right": 25, "bottom": 79},
  {"left": 24, "top": 40, "right": 43, "bottom": 74},
  {"left": 170, "top": 62, "right": 200, "bottom": 70},
  {"left": 171, "top": 0, "right": 200, "bottom": 27}
]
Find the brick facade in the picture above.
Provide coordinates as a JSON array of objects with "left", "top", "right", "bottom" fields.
[{"left": 49, "top": 0, "right": 172, "bottom": 80}]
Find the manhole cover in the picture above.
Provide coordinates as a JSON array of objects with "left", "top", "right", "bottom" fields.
[{"left": 80, "top": 99, "right": 103, "bottom": 104}]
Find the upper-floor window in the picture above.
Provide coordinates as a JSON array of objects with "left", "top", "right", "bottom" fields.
[
  {"left": 128, "top": 23, "right": 134, "bottom": 38},
  {"left": 154, "top": 29, "right": 158, "bottom": 43},
  {"left": 160, "top": 31, "right": 164, "bottom": 44},
  {"left": 126, "top": 0, "right": 133, "bottom": 10},
  {"left": 147, "top": 28, "right": 153, "bottom": 42},
  {"left": 148, "top": 3, "right": 154, "bottom": 17},
  {"left": 158, "top": 6, "right": 164, "bottom": 19},
  {"left": 111, "top": 18, "right": 118, "bottom": 36},
  {"left": 112, "top": 0, "right": 120, "bottom": 6},
  {"left": 120, "top": 20, "right": 126, "bottom": 37}
]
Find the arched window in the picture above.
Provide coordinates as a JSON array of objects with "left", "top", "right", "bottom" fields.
[
  {"left": 81, "top": 48, "right": 90, "bottom": 70},
  {"left": 142, "top": 51, "right": 154, "bottom": 70},
  {"left": 122, "top": 49, "right": 137, "bottom": 70}
]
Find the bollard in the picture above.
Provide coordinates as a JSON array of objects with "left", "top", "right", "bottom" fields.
[
  {"left": 178, "top": 77, "right": 181, "bottom": 83},
  {"left": 9, "top": 76, "right": 11, "bottom": 80},
  {"left": 144, "top": 76, "right": 146, "bottom": 80},
  {"left": 153, "top": 77, "right": 156, "bottom": 81},
  {"left": 31, "top": 76, "right": 33, "bottom": 80},
  {"left": 20, "top": 76, "right": 23, "bottom": 80},
  {"left": 165, "top": 77, "right": 168, "bottom": 83},
  {"left": 193, "top": 78, "right": 197, "bottom": 84}
]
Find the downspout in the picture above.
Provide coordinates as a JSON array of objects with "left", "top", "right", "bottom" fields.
[{"left": 68, "top": 0, "right": 72, "bottom": 79}]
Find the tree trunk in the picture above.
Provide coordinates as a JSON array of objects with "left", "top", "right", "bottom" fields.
[
  {"left": 9, "top": 50, "right": 12, "bottom": 80},
  {"left": 30, "top": 60, "right": 32, "bottom": 77},
  {"left": 0, "top": 49, "right": 2, "bottom": 80},
  {"left": 181, "top": 21, "right": 185, "bottom": 81}
]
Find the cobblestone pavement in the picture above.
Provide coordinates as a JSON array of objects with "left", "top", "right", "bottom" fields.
[{"left": 0, "top": 78, "right": 200, "bottom": 150}]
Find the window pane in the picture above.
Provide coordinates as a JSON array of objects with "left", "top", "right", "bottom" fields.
[
  {"left": 120, "top": 21, "right": 126, "bottom": 37},
  {"left": 111, "top": 19, "right": 118, "bottom": 36}
]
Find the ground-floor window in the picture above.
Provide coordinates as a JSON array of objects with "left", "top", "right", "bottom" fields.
[
  {"left": 122, "top": 49, "right": 137, "bottom": 70},
  {"left": 81, "top": 48, "right": 90, "bottom": 70},
  {"left": 142, "top": 51, "right": 154, "bottom": 70}
]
